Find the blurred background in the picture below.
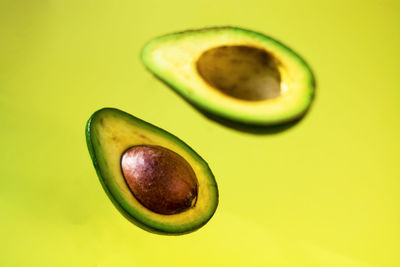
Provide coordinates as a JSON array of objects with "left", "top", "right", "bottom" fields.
[{"left": 0, "top": 0, "right": 399, "bottom": 266}]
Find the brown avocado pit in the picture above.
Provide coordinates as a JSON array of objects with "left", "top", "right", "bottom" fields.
[
  {"left": 121, "top": 145, "right": 198, "bottom": 215},
  {"left": 196, "top": 45, "right": 281, "bottom": 101}
]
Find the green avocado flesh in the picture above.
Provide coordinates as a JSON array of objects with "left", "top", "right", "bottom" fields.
[
  {"left": 141, "top": 27, "right": 315, "bottom": 126},
  {"left": 86, "top": 108, "right": 218, "bottom": 234}
]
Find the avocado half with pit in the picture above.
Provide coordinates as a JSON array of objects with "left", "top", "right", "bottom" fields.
[
  {"left": 86, "top": 108, "right": 218, "bottom": 235},
  {"left": 141, "top": 27, "right": 315, "bottom": 126}
]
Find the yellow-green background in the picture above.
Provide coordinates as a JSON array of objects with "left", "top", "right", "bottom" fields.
[{"left": 1, "top": 0, "right": 399, "bottom": 266}]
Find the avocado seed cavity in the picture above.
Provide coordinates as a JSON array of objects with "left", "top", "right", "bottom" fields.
[
  {"left": 197, "top": 45, "right": 281, "bottom": 101},
  {"left": 121, "top": 145, "right": 198, "bottom": 215}
]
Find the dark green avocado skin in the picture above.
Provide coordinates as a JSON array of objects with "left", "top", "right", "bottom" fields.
[{"left": 85, "top": 108, "right": 218, "bottom": 235}]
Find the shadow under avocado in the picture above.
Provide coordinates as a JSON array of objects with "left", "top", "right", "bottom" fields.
[
  {"left": 190, "top": 103, "right": 305, "bottom": 135},
  {"left": 152, "top": 74, "right": 309, "bottom": 135}
]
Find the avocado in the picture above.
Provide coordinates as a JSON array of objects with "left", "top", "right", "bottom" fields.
[
  {"left": 86, "top": 108, "right": 218, "bottom": 235},
  {"left": 141, "top": 27, "right": 315, "bottom": 126}
]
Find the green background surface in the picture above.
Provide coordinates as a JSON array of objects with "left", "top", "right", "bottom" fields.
[{"left": 1, "top": 0, "right": 399, "bottom": 266}]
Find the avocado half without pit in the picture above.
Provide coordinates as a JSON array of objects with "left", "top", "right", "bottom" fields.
[
  {"left": 141, "top": 27, "right": 315, "bottom": 126},
  {"left": 86, "top": 108, "right": 218, "bottom": 234}
]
